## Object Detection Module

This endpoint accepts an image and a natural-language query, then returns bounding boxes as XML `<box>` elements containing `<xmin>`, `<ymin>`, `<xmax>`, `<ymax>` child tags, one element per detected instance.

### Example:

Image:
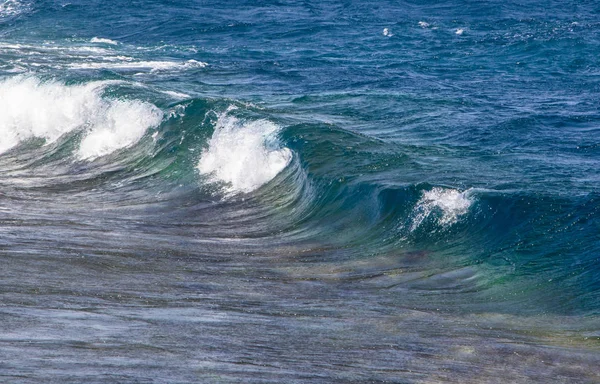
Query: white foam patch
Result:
<box><xmin>70</xmin><ymin>46</ymin><xmax>112</xmax><ymax>55</ymax></box>
<box><xmin>0</xmin><ymin>76</ymin><xmax>163</xmax><ymax>159</ymax></box>
<box><xmin>411</xmin><ymin>187</ymin><xmax>472</xmax><ymax>231</ymax></box>
<box><xmin>69</xmin><ymin>59</ymin><xmax>207</xmax><ymax>72</ymax></box>
<box><xmin>0</xmin><ymin>0</ymin><xmax>27</xmax><ymax>17</ymax></box>
<box><xmin>0</xmin><ymin>42</ymin><xmax>25</xmax><ymax>50</ymax></box>
<box><xmin>77</xmin><ymin>100</ymin><xmax>163</xmax><ymax>160</ymax></box>
<box><xmin>90</xmin><ymin>37</ymin><xmax>119</xmax><ymax>45</ymax></box>
<box><xmin>161</xmin><ymin>90</ymin><xmax>191</xmax><ymax>99</ymax></box>
<box><xmin>197</xmin><ymin>111</ymin><xmax>292</xmax><ymax>194</ymax></box>
<box><xmin>0</xmin><ymin>41</ymin><xmax>208</xmax><ymax>75</ymax></box>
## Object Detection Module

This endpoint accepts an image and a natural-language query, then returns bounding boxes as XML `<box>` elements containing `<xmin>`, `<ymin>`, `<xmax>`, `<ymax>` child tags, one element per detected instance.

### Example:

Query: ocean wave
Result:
<box><xmin>197</xmin><ymin>108</ymin><xmax>292</xmax><ymax>194</ymax></box>
<box><xmin>0</xmin><ymin>76</ymin><xmax>163</xmax><ymax>159</ymax></box>
<box><xmin>77</xmin><ymin>99</ymin><xmax>163</xmax><ymax>160</ymax></box>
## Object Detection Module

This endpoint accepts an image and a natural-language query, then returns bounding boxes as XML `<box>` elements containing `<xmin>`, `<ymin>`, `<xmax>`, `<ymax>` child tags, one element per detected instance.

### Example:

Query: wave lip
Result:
<box><xmin>0</xmin><ymin>76</ymin><xmax>163</xmax><ymax>159</ymax></box>
<box><xmin>197</xmin><ymin>111</ymin><xmax>292</xmax><ymax>194</ymax></box>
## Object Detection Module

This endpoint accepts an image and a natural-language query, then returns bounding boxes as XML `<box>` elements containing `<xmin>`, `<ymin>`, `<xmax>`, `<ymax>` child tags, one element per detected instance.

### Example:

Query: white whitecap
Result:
<box><xmin>77</xmin><ymin>100</ymin><xmax>163</xmax><ymax>160</ymax></box>
<box><xmin>70</xmin><ymin>46</ymin><xmax>112</xmax><ymax>55</ymax></box>
<box><xmin>0</xmin><ymin>42</ymin><xmax>25</xmax><ymax>50</ymax></box>
<box><xmin>90</xmin><ymin>37</ymin><xmax>119</xmax><ymax>45</ymax></box>
<box><xmin>0</xmin><ymin>76</ymin><xmax>163</xmax><ymax>159</ymax></box>
<box><xmin>69</xmin><ymin>59</ymin><xmax>207</xmax><ymax>72</ymax></box>
<box><xmin>197</xmin><ymin>110</ymin><xmax>292</xmax><ymax>194</ymax></box>
<box><xmin>0</xmin><ymin>0</ymin><xmax>28</xmax><ymax>17</ymax></box>
<box><xmin>161</xmin><ymin>90</ymin><xmax>191</xmax><ymax>99</ymax></box>
<box><xmin>411</xmin><ymin>187</ymin><xmax>472</xmax><ymax>231</ymax></box>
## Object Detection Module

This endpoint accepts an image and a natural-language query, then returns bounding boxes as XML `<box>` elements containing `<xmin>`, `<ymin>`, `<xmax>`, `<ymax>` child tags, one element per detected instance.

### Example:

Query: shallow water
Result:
<box><xmin>0</xmin><ymin>0</ymin><xmax>599</xmax><ymax>382</ymax></box>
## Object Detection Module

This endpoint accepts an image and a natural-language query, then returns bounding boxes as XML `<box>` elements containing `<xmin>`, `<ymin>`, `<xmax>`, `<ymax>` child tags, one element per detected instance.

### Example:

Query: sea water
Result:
<box><xmin>0</xmin><ymin>0</ymin><xmax>599</xmax><ymax>382</ymax></box>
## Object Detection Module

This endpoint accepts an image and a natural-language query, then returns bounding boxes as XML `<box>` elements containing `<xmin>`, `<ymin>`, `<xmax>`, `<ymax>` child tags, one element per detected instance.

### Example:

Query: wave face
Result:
<box><xmin>0</xmin><ymin>1</ymin><xmax>599</xmax><ymax>383</ymax></box>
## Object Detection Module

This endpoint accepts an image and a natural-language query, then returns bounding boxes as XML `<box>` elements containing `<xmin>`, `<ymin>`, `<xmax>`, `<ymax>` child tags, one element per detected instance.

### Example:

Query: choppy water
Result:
<box><xmin>1</xmin><ymin>1</ymin><xmax>599</xmax><ymax>382</ymax></box>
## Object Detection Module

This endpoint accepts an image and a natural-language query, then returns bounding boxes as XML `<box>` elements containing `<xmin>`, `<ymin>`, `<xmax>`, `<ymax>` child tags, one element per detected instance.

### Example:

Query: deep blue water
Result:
<box><xmin>0</xmin><ymin>1</ymin><xmax>599</xmax><ymax>382</ymax></box>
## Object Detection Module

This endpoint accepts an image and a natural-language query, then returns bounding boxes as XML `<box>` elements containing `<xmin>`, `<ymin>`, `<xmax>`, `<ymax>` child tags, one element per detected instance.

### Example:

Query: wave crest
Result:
<box><xmin>197</xmin><ymin>110</ymin><xmax>292</xmax><ymax>194</ymax></box>
<box><xmin>411</xmin><ymin>187</ymin><xmax>473</xmax><ymax>230</ymax></box>
<box><xmin>0</xmin><ymin>76</ymin><xmax>163</xmax><ymax>159</ymax></box>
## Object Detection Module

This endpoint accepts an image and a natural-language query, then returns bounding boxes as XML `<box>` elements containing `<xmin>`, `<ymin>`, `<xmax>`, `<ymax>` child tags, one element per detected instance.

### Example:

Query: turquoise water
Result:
<box><xmin>0</xmin><ymin>1</ymin><xmax>599</xmax><ymax>382</ymax></box>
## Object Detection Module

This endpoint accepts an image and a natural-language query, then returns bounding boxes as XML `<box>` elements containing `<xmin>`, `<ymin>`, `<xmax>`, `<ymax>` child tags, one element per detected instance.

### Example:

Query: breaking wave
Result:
<box><xmin>0</xmin><ymin>76</ymin><xmax>163</xmax><ymax>159</ymax></box>
<box><xmin>411</xmin><ymin>187</ymin><xmax>473</xmax><ymax>231</ymax></box>
<box><xmin>197</xmin><ymin>109</ymin><xmax>292</xmax><ymax>194</ymax></box>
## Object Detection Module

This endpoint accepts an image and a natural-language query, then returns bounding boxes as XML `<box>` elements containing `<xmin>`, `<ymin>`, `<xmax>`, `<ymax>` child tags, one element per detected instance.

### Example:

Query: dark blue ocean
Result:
<box><xmin>0</xmin><ymin>0</ymin><xmax>599</xmax><ymax>382</ymax></box>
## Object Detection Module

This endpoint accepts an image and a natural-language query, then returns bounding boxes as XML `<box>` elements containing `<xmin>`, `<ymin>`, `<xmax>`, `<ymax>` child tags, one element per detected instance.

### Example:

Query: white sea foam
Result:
<box><xmin>161</xmin><ymin>90</ymin><xmax>191</xmax><ymax>99</ymax></box>
<box><xmin>69</xmin><ymin>59</ymin><xmax>207</xmax><ymax>72</ymax></box>
<box><xmin>0</xmin><ymin>0</ymin><xmax>27</xmax><ymax>17</ymax></box>
<box><xmin>411</xmin><ymin>187</ymin><xmax>472</xmax><ymax>231</ymax></box>
<box><xmin>0</xmin><ymin>40</ymin><xmax>208</xmax><ymax>75</ymax></box>
<box><xmin>77</xmin><ymin>99</ymin><xmax>163</xmax><ymax>160</ymax></box>
<box><xmin>0</xmin><ymin>76</ymin><xmax>162</xmax><ymax>159</ymax></box>
<box><xmin>70</xmin><ymin>46</ymin><xmax>112</xmax><ymax>54</ymax></box>
<box><xmin>0</xmin><ymin>42</ymin><xmax>25</xmax><ymax>50</ymax></box>
<box><xmin>90</xmin><ymin>37</ymin><xmax>119</xmax><ymax>45</ymax></box>
<box><xmin>197</xmin><ymin>111</ymin><xmax>292</xmax><ymax>194</ymax></box>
